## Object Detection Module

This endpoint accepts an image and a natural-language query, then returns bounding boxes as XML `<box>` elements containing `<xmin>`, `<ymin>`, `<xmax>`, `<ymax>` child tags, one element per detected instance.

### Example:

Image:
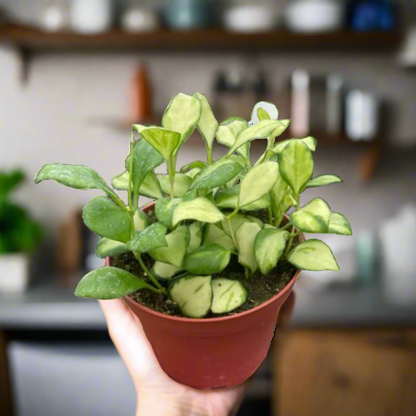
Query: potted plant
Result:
<box><xmin>0</xmin><ymin>170</ymin><xmax>42</xmax><ymax>293</ymax></box>
<box><xmin>35</xmin><ymin>93</ymin><xmax>351</xmax><ymax>390</ymax></box>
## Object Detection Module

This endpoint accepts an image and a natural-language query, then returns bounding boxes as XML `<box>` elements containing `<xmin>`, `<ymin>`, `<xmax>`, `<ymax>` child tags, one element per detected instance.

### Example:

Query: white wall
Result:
<box><xmin>1</xmin><ymin>0</ymin><xmax>416</xmax><ymax>240</ymax></box>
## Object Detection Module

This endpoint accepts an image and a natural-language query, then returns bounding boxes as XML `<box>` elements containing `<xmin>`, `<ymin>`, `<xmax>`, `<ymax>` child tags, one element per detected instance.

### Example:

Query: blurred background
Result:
<box><xmin>0</xmin><ymin>0</ymin><xmax>416</xmax><ymax>415</ymax></box>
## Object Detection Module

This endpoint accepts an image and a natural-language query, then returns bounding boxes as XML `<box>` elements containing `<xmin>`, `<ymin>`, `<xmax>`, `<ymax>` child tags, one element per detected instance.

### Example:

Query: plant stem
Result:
<box><xmin>284</xmin><ymin>226</ymin><xmax>296</xmax><ymax>257</ymax></box>
<box><xmin>284</xmin><ymin>194</ymin><xmax>299</xmax><ymax>256</ymax></box>
<box><xmin>227</xmin><ymin>217</ymin><xmax>239</xmax><ymax>249</ymax></box>
<box><xmin>206</xmin><ymin>144</ymin><xmax>213</xmax><ymax>165</ymax></box>
<box><xmin>246</xmin><ymin>157</ymin><xmax>252</xmax><ymax>170</ymax></box>
<box><xmin>108</xmin><ymin>190</ymin><xmax>129</xmax><ymax>212</ymax></box>
<box><xmin>226</xmin><ymin>206</ymin><xmax>239</xmax><ymax>220</ymax></box>
<box><xmin>128</xmin><ymin>130</ymin><xmax>137</xmax><ymax>238</ymax></box>
<box><xmin>281</xmin><ymin>222</ymin><xmax>292</xmax><ymax>231</ymax></box>
<box><xmin>128</xmin><ymin>130</ymin><xmax>135</xmax><ymax>210</ymax></box>
<box><xmin>253</xmin><ymin>135</ymin><xmax>274</xmax><ymax>167</ymax></box>
<box><xmin>268</xmin><ymin>206</ymin><xmax>273</xmax><ymax>225</ymax></box>
<box><xmin>135</xmin><ymin>252</ymin><xmax>166</xmax><ymax>295</ymax></box>
<box><xmin>167</xmin><ymin>155</ymin><xmax>177</xmax><ymax>198</ymax></box>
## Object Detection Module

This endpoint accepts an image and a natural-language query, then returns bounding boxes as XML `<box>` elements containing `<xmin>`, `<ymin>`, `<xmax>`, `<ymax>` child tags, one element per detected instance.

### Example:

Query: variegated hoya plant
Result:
<box><xmin>35</xmin><ymin>94</ymin><xmax>351</xmax><ymax>318</ymax></box>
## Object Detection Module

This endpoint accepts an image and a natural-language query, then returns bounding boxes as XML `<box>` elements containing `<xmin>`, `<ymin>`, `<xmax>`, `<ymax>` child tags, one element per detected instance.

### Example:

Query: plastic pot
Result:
<box><xmin>108</xmin><ymin>202</ymin><xmax>301</xmax><ymax>390</ymax></box>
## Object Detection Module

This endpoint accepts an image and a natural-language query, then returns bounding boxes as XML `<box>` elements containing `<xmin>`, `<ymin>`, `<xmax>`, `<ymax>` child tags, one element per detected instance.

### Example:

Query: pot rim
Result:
<box><xmin>113</xmin><ymin>201</ymin><xmax>302</xmax><ymax>324</ymax></box>
<box><xmin>122</xmin><ymin>266</ymin><xmax>301</xmax><ymax>324</ymax></box>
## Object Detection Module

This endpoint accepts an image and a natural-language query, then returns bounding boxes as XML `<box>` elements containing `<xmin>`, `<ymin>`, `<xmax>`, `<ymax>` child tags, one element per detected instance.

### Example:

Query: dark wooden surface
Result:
<box><xmin>0</xmin><ymin>329</ymin><xmax>13</xmax><ymax>416</ymax></box>
<box><xmin>274</xmin><ymin>329</ymin><xmax>416</xmax><ymax>416</ymax></box>
<box><xmin>0</xmin><ymin>24</ymin><xmax>402</xmax><ymax>52</ymax></box>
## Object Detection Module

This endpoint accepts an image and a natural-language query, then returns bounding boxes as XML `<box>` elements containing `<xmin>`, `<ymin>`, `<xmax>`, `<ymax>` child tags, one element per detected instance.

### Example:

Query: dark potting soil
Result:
<box><xmin>112</xmin><ymin>209</ymin><xmax>299</xmax><ymax>319</ymax></box>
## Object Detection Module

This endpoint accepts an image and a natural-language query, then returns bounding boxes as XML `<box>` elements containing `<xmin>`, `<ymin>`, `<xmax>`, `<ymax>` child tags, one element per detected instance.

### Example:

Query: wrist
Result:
<box><xmin>135</xmin><ymin>392</ymin><xmax>189</xmax><ymax>416</ymax></box>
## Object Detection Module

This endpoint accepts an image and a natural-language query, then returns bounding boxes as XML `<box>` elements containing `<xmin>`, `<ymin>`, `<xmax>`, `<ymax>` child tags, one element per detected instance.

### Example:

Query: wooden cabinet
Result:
<box><xmin>0</xmin><ymin>330</ymin><xmax>13</xmax><ymax>416</ymax></box>
<box><xmin>273</xmin><ymin>329</ymin><xmax>416</xmax><ymax>416</ymax></box>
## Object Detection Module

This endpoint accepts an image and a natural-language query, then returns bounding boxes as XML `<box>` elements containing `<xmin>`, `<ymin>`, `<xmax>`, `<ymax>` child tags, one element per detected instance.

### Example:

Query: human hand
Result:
<box><xmin>99</xmin><ymin>292</ymin><xmax>295</xmax><ymax>416</ymax></box>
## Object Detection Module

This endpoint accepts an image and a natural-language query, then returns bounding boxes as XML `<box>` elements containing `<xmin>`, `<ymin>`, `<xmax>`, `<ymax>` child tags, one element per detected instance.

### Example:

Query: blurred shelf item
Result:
<box><xmin>285</xmin><ymin>0</ymin><xmax>345</xmax><ymax>33</ymax></box>
<box><xmin>0</xmin><ymin>23</ymin><xmax>402</xmax><ymax>51</ymax></box>
<box><xmin>130</xmin><ymin>65</ymin><xmax>152</xmax><ymax>122</ymax></box>
<box><xmin>223</xmin><ymin>5</ymin><xmax>276</xmax><ymax>33</ymax></box>
<box><xmin>399</xmin><ymin>26</ymin><xmax>416</xmax><ymax>68</ymax></box>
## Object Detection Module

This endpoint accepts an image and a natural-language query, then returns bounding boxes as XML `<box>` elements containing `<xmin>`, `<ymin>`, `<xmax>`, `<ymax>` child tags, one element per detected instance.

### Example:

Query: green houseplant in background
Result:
<box><xmin>0</xmin><ymin>170</ymin><xmax>42</xmax><ymax>292</ymax></box>
<box><xmin>35</xmin><ymin>93</ymin><xmax>351</xmax><ymax>390</ymax></box>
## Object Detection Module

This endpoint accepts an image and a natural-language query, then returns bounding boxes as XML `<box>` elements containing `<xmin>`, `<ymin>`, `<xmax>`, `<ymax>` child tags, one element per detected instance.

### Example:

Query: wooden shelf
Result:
<box><xmin>0</xmin><ymin>24</ymin><xmax>402</xmax><ymax>52</ymax></box>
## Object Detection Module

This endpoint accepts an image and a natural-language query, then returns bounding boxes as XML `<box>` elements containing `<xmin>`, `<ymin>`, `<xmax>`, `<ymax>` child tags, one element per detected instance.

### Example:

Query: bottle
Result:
<box><xmin>290</xmin><ymin>69</ymin><xmax>310</xmax><ymax>137</ymax></box>
<box><xmin>130</xmin><ymin>65</ymin><xmax>152</xmax><ymax>123</ymax></box>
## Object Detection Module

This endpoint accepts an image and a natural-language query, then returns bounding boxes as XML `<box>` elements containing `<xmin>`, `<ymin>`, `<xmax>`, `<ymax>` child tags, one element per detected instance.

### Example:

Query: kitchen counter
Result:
<box><xmin>1</xmin><ymin>277</ymin><xmax>416</xmax><ymax>330</ymax></box>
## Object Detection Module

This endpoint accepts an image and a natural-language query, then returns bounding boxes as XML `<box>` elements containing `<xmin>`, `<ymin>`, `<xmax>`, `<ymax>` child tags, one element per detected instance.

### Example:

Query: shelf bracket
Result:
<box><xmin>18</xmin><ymin>46</ymin><xmax>33</xmax><ymax>86</ymax></box>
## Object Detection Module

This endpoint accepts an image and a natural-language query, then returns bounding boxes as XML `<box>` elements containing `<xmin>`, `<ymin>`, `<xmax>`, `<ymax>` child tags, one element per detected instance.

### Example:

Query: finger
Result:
<box><xmin>99</xmin><ymin>299</ymin><xmax>162</xmax><ymax>381</ymax></box>
<box><xmin>277</xmin><ymin>291</ymin><xmax>296</xmax><ymax>328</ymax></box>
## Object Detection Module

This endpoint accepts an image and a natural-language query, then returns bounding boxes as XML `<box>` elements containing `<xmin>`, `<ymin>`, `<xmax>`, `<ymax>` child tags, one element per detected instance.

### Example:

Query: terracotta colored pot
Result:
<box><xmin>108</xmin><ymin>202</ymin><xmax>301</xmax><ymax>390</ymax></box>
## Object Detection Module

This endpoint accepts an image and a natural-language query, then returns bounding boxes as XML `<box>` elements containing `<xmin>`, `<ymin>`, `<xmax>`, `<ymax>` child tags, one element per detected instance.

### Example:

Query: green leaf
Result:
<box><xmin>251</xmin><ymin>101</ymin><xmax>278</xmax><ymax>123</ymax></box>
<box><xmin>180</xmin><ymin>160</ymin><xmax>207</xmax><ymax>173</ymax></box>
<box><xmin>228</xmin><ymin>120</ymin><xmax>288</xmax><ymax>154</ymax></box>
<box><xmin>35</xmin><ymin>164</ymin><xmax>119</xmax><ymax>201</ymax></box>
<box><xmin>254</xmin><ymin>228</ymin><xmax>290</xmax><ymax>274</ymax></box>
<box><xmin>157</xmin><ymin>173</ymin><xmax>192</xmax><ymax>197</ymax></box>
<box><xmin>112</xmin><ymin>171</ymin><xmax>163</xmax><ymax>199</ymax></box>
<box><xmin>96</xmin><ymin>238</ymin><xmax>129</xmax><ymax>259</ymax></box>
<box><xmin>290</xmin><ymin>198</ymin><xmax>331</xmax><ymax>233</ymax></box>
<box><xmin>204</xmin><ymin>224</ymin><xmax>236</xmax><ymax>251</ymax></box>
<box><xmin>272</xmin><ymin>120</ymin><xmax>291</xmax><ymax>138</ymax></box>
<box><xmin>131</xmin><ymin>124</ymin><xmax>151</xmax><ymax>134</ymax></box>
<box><xmin>149</xmin><ymin>225</ymin><xmax>190</xmax><ymax>268</ymax></box>
<box><xmin>172</xmin><ymin>197</ymin><xmax>225</xmax><ymax>227</ymax></box>
<box><xmin>216</xmin><ymin>185</ymin><xmax>270</xmax><ymax>211</ymax></box>
<box><xmin>189</xmin><ymin>157</ymin><xmax>244</xmax><ymax>192</ymax></box>
<box><xmin>236</xmin><ymin>222</ymin><xmax>262</xmax><ymax>273</ymax></box>
<box><xmin>273</xmin><ymin>137</ymin><xmax>317</xmax><ymax>154</ymax></box>
<box><xmin>127</xmin><ymin>222</ymin><xmax>168</xmax><ymax>253</ymax></box>
<box><xmin>133</xmin><ymin>209</ymin><xmax>149</xmax><ymax>232</ymax></box>
<box><xmin>304</xmin><ymin>174</ymin><xmax>342</xmax><ymax>190</ymax></box>
<box><xmin>75</xmin><ymin>266</ymin><xmax>154</xmax><ymax>299</ymax></box>
<box><xmin>239</xmin><ymin>161</ymin><xmax>279</xmax><ymax>207</ymax></box>
<box><xmin>216</xmin><ymin>118</ymin><xmax>248</xmax><ymax>148</ymax></box>
<box><xmin>279</xmin><ymin>140</ymin><xmax>314</xmax><ymax>195</ymax></box>
<box><xmin>155</xmin><ymin>198</ymin><xmax>182</xmax><ymax>230</ymax></box>
<box><xmin>185</xmin><ymin>167</ymin><xmax>202</xmax><ymax>179</ymax></box>
<box><xmin>211</xmin><ymin>279</ymin><xmax>247</xmax><ymax>314</ymax></box>
<box><xmin>193</xmin><ymin>93</ymin><xmax>218</xmax><ymax>152</ymax></box>
<box><xmin>168</xmin><ymin>275</ymin><xmax>212</xmax><ymax>318</ymax></box>
<box><xmin>270</xmin><ymin>164</ymin><xmax>293</xmax><ymax>226</ymax></box>
<box><xmin>287</xmin><ymin>239</ymin><xmax>339</xmax><ymax>271</ymax></box>
<box><xmin>82</xmin><ymin>196</ymin><xmax>131</xmax><ymax>243</ymax></box>
<box><xmin>140</xmin><ymin>127</ymin><xmax>181</xmax><ymax>161</ymax></box>
<box><xmin>126</xmin><ymin>139</ymin><xmax>164</xmax><ymax>196</ymax></box>
<box><xmin>151</xmin><ymin>261</ymin><xmax>182</xmax><ymax>280</ymax></box>
<box><xmin>216</xmin><ymin>118</ymin><xmax>250</xmax><ymax>159</ymax></box>
<box><xmin>328</xmin><ymin>212</ymin><xmax>352</xmax><ymax>236</ymax></box>
<box><xmin>162</xmin><ymin>93</ymin><xmax>202</xmax><ymax>147</ymax></box>
<box><xmin>111</xmin><ymin>171</ymin><xmax>129</xmax><ymax>190</ymax></box>
<box><xmin>181</xmin><ymin>187</ymin><xmax>210</xmax><ymax>202</ymax></box>
<box><xmin>184</xmin><ymin>244</ymin><xmax>230</xmax><ymax>275</ymax></box>
<box><xmin>188</xmin><ymin>222</ymin><xmax>204</xmax><ymax>252</ymax></box>
<box><xmin>219</xmin><ymin>214</ymin><xmax>263</xmax><ymax>239</ymax></box>
<box><xmin>257</xmin><ymin>107</ymin><xmax>271</xmax><ymax>120</ymax></box>
<box><xmin>140</xmin><ymin>172</ymin><xmax>164</xmax><ymax>199</ymax></box>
